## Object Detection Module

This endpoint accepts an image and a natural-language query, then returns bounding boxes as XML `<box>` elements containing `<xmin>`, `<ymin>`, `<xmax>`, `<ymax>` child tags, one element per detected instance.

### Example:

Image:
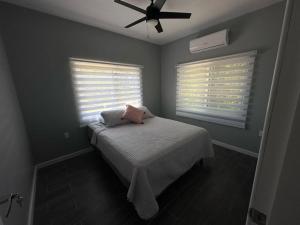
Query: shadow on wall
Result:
<box><xmin>0</xmin><ymin>34</ymin><xmax>34</xmax><ymax>225</ymax></box>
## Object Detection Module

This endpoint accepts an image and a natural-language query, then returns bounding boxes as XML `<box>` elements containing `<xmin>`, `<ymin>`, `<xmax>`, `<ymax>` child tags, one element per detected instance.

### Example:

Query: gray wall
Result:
<box><xmin>0</xmin><ymin>1</ymin><xmax>285</xmax><ymax>164</ymax></box>
<box><xmin>0</xmin><ymin>3</ymin><xmax>161</xmax><ymax>163</ymax></box>
<box><xmin>160</xmin><ymin>3</ymin><xmax>285</xmax><ymax>153</ymax></box>
<box><xmin>0</xmin><ymin>34</ymin><xmax>33</xmax><ymax>225</ymax></box>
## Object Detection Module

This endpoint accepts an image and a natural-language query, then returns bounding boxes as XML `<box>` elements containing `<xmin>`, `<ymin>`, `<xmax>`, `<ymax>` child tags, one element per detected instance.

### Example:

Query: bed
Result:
<box><xmin>88</xmin><ymin>116</ymin><xmax>214</xmax><ymax>219</ymax></box>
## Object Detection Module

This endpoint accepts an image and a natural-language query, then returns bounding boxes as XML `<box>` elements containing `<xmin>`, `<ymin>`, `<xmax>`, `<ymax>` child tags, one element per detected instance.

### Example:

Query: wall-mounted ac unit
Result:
<box><xmin>190</xmin><ymin>29</ymin><xmax>229</xmax><ymax>53</ymax></box>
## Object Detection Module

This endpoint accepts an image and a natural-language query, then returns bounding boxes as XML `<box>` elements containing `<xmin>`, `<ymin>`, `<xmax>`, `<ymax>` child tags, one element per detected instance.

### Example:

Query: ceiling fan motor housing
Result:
<box><xmin>146</xmin><ymin>5</ymin><xmax>160</xmax><ymax>22</ymax></box>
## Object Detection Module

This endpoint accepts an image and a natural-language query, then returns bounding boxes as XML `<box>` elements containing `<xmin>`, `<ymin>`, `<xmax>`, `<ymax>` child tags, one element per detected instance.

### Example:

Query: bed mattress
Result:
<box><xmin>89</xmin><ymin>117</ymin><xmax>214</xmax><ymax>219</ymax></box>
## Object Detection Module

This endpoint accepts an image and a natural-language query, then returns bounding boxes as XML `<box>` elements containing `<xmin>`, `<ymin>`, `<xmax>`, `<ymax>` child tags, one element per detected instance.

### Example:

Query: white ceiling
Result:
<box><xmin>3</xmin><ymin>0</ymin><xmax>283</xmax><ymax>45</ymax></box>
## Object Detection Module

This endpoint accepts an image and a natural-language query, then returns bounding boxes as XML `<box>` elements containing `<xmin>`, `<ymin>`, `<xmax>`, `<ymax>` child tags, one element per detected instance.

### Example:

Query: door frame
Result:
<box><xmin>246</xmin><ymin>0</ymin><xmax>295</xmax><ymax>224</ymax></box>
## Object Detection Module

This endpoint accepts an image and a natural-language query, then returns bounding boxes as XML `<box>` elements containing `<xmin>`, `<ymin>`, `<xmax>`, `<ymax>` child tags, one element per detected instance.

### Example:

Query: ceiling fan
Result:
<box><xmin>114</xmin><ymin>0</ymin><xmax>192</xmax><ymax>33</ymax></box>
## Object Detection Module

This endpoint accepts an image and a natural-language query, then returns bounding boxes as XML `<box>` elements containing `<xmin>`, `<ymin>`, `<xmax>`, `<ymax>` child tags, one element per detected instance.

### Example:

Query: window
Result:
<box><xmin>70</xmin><ymin>59</ymin><xmax>143</xmax><ymax>125</ymax></box>
<box><xmin>176</xmin><ymin>51</ymin><xmax>256</xmax><ymax>128</ymax></box>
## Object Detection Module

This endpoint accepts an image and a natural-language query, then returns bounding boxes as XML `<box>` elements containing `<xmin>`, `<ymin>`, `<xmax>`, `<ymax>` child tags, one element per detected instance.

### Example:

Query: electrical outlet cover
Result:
<box><xmin>64</xmin><ymin>132</ymin><xmax>70</xmax><ymax>139</ymax></box>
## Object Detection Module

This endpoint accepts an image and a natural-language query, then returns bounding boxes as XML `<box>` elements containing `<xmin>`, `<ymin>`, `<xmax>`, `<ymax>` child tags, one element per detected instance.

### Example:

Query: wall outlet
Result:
<box><xmin>64</xmin><ymin>132</ymin><xmax>70</xmax><ymax>139</ymax></box>
<box><xmin>259</xmin><ymin>130</ymin><xmax>263</xmax><ymax>137</ymax></box>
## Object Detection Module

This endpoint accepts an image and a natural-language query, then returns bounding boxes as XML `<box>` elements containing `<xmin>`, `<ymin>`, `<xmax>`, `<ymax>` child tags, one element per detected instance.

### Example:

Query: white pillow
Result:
<box><xmin>100</xmin><ymin>106</ymin><xmax>154</xmax><ymax>127</ymax></box>
<box><xmin>100</xmin><ymin>110</ymin><xmax>129</xmax><ymax>127</ymax></box>
<box><xmin>138</xmin><ymin>106</ymin><xmax>155</xmax><ymax>119</ymax></box>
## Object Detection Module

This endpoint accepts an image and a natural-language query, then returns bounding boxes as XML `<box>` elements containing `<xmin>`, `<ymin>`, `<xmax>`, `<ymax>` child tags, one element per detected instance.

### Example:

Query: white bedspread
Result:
<box><xmin>89</xmin><ymin>117</ymin><xmax>214</xmax><ymax>219</ymax></box>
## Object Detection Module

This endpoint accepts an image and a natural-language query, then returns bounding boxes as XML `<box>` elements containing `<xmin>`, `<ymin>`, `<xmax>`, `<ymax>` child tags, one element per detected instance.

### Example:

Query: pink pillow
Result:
<box><xmin>122</xmin><ymin>105</ymin><xmax>145</xmax><ymax>124</ymax></box>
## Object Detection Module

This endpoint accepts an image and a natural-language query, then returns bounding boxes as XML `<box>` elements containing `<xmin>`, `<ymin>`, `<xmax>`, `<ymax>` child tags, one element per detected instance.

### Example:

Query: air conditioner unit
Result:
<box><xmin>189</xmin><ymin>29</ymin><xmax>229</xmax><ymax>53</ymax></box>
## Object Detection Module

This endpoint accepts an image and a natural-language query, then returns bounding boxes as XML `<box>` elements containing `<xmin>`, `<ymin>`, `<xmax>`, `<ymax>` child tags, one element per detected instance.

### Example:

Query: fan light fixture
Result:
<box><xmin>146</xmin><ymin>19</ymin><xmax>158</xmax><ymax>26</ymax></box>
<box><xmin>114</xmin><ymin>0</ymin><xmax>192</xmax><ymax>33</ymax></box>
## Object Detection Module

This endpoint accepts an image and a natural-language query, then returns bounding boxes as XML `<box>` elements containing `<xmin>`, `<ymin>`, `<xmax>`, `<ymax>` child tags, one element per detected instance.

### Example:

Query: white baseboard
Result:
<box><xmin>212</xmin><ymin>139</ymin><xmax>258</xmax><ymax>158</ymax></box>
<box><xmin>27</xmin><ymin>166</ymin><xmax>37</xmax><ymax>225</ymax></box>
<box><xmin>36</xmin><ymin>147</ymin><xmax>94</xmax><ymax>169</ymax></box>
<box><xmin>27</xmin><ymin>147</ymin><xmax>94</xmax><ymax>225</ymax></box>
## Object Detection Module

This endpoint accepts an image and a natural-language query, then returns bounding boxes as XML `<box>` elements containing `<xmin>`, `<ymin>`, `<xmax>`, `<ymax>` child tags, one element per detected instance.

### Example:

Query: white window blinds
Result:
<box><xmin>176</xmin><ymin>51</ymin><xmax>256</xmax><ymax>128</ymax></box>
<box><xmin>70</xmin><ymin>59</ymin><xmax>143</xmax><ymax>125</ymax></box>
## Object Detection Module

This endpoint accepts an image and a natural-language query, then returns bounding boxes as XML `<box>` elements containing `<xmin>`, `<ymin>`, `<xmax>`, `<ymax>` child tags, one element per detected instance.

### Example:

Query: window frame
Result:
<box><xmin>70</xmin><ymin>58</ymin><xmax>143</xmax><ymax>126</ymax></box>
<box><xmin>176</xmin><ymin>50</ymin><xmax>257</xmax><ymax>129</ymax></box>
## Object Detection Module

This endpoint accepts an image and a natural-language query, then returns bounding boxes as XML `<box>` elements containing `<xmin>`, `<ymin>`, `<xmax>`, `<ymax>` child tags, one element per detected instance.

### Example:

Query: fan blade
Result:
<box><xmin>155</xmin><ymin>21</ymin><xmax>163</xmax><ymax>33</ymax></box>
<box><xmin>114</xmin><ymin>0</ymin><xmax>146</xmax><ymax>14</ymax></box>
<box><xmin>125</xmin><ymin>17</ymin><xmax>147</xmax><ymax>28</ymax></box>
<box><xmin>159</xmin><ymin>12</ymin><xmax>191</xmax><ymax>19</ymax></box>
<box><xmin>154</xmin><ymin>0</ymin><xmax>166</xmax><ymax>10</ymax></box>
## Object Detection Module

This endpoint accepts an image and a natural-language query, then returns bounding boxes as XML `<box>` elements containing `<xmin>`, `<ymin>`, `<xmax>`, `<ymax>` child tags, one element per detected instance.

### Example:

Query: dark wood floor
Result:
<box><xmin>34</xmin><ymin>145</ymin><xmax>257</xmax><ymax>225</ymax></box>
